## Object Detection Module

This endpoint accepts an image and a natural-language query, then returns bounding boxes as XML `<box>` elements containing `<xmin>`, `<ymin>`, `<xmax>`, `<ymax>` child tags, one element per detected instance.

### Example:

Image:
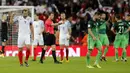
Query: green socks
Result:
<box><xmin>86</xmin><ymin>54</ymin><xmax>90</xmax><ymax>65</ymax></box>
<box><xmin>103</xmin><ymin>47</ymin><xmax>108</xmax><ymax>56</ymax></box>
<box><xmin>95</xmin><ymin>51</ymin><xmax>102</xmax><ymax>64</ymax></box>
<box><xmin>115</xmin><ymin>50</ymin><xmax>118</xmax><ymax>60</ymax></box>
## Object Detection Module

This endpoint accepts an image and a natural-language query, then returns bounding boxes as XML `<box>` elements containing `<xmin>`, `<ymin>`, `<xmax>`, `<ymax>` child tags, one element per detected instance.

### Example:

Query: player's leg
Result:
<box><xmin>86</xmin><ymin>36</ymin><xmax>94</xmax><ymax>68</ymax></box>
<box><xmin>40</xmin><ymin>33</ymin><xmax>49</xmax><ymax>63</ymax></box>
<box><xmin>114</xmin><ymin>35</ymin><xmax>120</xmax><ymax>62</ymax></box>
<box><xmin>32</xmin><ymin>39</ymin><xmax>38</xmax><ymax>61</ymax></box>
<box><xmin>121</xmin><ymin>35</ymin><xmax>128</xmax><ymax>60</ymax></box>
<box><xmin>24</xmin><ymin>45</ymin><xmax>30</xmax><ymax>67</ymax></box>
<box><xmin>32</xmin><ymin>45</ymin><xmax>37</xmax><ymax>61</ymax></box>
<box><xmin>60</xmin><ymin>45</ymin><xmax>64</xmax><ymax>62</ymax></box>
<box><xmin>86</xmin><ymin>49</ymin><xmax>93</xmax><ymax>68</ymax></box>
<box><xmin>18</xmin><ymin>48</ymin><xmax>23</xmax><ymax>66</ymax></box>
<box><xmin>51</xmin><ymin>34</ymin><xmax>62</xmax><ymax>64</ymax></box>
<box><xmin>122</xmin><ymin>48</ymin><xmax>127</xmax><ymax>62</ymax></box>
<box><xmin>99</xmin><ymin>34</ymin><xmax>104</xmax><ymax>61</ymax></box>
<box><xmin>17</xmin><ymin>36</ymin><xmax>24</xmax><ymax>66</ymax></box>
<box><xmin>93</xmin><ymin>40</ymin><xmax>102</xmax><ymax>68</ymax></box>
<box><xmin>65</xmin><ymin>46</ymin><xmax>69</xmax><ymax>62</ymax></box>
<box><xmin>59</xmin><ymin>38</ymin><xmax>65</xmax><ymax>62</ymax></box>
<box><xmin>38</xmin><ymin>36</ymin><xmax>45</xmax><ymax>62</ymax></box>
<box><xmin>0</xmin><ymin>34</ymin><xmax>8</xmax><ymax>57</ymax></box>
<box><xmin>24</xmin><ymin>35</ymin><xmax>31</xmax><ymax>67</ymax></box>
<box><xmin>0</xmin><ymin>42</ymin><xmax>6</xmax><ymax>57</ymax></box>
<box><xmin>65</xmin><ymin>39</ymin><xmax>70</xmax><ymax>62</ymax></box>
<box><xmin>40</xmin><ymin>45</ymin><xmax>47</xmax><ymax>63</ymax></box>
<box><xmin>121</xmin><ymin>36</ymin><xmax>127</xmax><ymax>62</ymax></box>
<box><xmin>102</xmin><ymin>34</ymin><xmax>109</xmax><ymax>61</ymax></box>
<box><xmin>51</xmin><ymin>44</ymin><xmax>62</xmax><ymax>64</ymax></box>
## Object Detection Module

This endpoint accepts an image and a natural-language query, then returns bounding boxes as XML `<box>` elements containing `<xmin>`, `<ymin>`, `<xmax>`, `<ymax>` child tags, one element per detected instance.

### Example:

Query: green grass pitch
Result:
<box><xmin>0</xmin><ymin>57</ymin><xmax>85</xmax><ymax>73</ymax></box>
<box><xmin>0</xmin><ymin>57</ymin><xmax>130</xmax><ymax>73</ymax></box>
<box><xmin>87</xmin><ymin>57</ymin><xmax>130</xmax><ymax>73</ymax></box>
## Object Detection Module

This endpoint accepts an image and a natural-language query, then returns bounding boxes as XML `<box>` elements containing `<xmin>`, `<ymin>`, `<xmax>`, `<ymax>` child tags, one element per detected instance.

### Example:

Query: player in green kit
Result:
<box><xmin>98</xmin><ymin>12</ymin><xmax>109</xmax><ymax>61</ymax></box>
<box><xmin>121</xmin><ymin>14</ymin><xmax>130</xmax><ymax>62</ymax></box>
<box><xmin>86</xmin><ymin>12</ymin><xmax>102</xmax><ymax>68</ymax></box>
<box><xmin>111</xmin><ymin>14</ymin><xmax>130</xmax><ymax>62</ymax></box>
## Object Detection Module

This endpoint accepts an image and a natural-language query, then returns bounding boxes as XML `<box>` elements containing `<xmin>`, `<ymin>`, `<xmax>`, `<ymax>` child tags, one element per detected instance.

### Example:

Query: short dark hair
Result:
<box><xmin>115</xmin><ymin>14</ymin><xmax>121</xmax><ymax>19</ymax></box>
<box><xmin>49</xmin><ymin>12</ymin><xmax>54</xmax><ymax>15</ymax></box>
<box><xmin>35</xmin><ymin>13</ymin><xmax>39</xmax><ymax>16</ymax></box>
<box><xmin>61</xmin><ymin>12</ymin><xmax>65</xmax><ymax>15</ymax></box>
<box><xmin>94</xmin><ymin>12</ymin><xmax>101</xmax><ymax>16</ymax></box>
<box><xmin>67</xmin><ymin>14</ymin><xmax>72</xmax><ymax>19</ymax></box>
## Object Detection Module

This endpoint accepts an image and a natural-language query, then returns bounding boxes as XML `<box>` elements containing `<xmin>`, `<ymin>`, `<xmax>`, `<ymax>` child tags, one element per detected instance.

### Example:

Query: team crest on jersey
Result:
<box><xmin>88</xmin><ymin>24</ymin><xmax>90</xmax><ymax>27</ymax></box>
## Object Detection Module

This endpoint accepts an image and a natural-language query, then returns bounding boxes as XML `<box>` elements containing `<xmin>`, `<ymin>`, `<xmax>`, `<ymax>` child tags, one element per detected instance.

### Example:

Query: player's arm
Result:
<box><xmin>9</xmin><ymin>12</ymin><xmax>18</xmax><ymax>25</ymax></box>
<box><xmin>67</xmin><ymin>21</ymin><xmax>72</xmax><ymax>35</ymax></box>
<box><xmin>68</xmin><ymin>27</ymin><xmax>72</xmax><ymax>35</ymax></box>
<box><xmin>30</xmin><ymin>23</ymin><xmax>34</xmax><ymax>40</ymax></box>
<box><xmin>111</xmin><ymin>23</ymin><xmax>116</xmax><ymax>34</ymax></box>
<box><xmin>124</xmin><ymin>27</ymin><xmax>130</xmax><ymax>34</ymax></box>
<box><xmin>88</xmin><ymin>24</ymin><xmax>96</xmax><ymax>40</ymax></box>
<box><xmin>40</xmin><ymin>21</ymin><xmax>45</xmax><ymax>35</ymax></box>
<box><xmin>51</xmin><ymin>21</ymin><xmax>63</xmax><ymax>26</ymax></box>
<box><xmin>51</xmin><ymin>23</ymin><xmax>62</xmax><ymax>26</ymax></box>
<box><xmin>9</xmin><ymin>13</ymin><xmax>14</xmax><ymax>24</ymax></box>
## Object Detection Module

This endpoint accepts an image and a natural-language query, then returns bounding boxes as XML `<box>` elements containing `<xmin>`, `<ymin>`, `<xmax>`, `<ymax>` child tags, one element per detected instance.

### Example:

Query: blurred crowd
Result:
<box><xmin>0</xmin><ymin>0</ymin><xmax>130</xmax><ymax>45</ymax></box>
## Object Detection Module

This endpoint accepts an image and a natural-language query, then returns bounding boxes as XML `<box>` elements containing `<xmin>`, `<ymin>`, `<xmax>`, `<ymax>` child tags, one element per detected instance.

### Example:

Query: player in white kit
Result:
<box><xmin>10</xmin><ymin>9</ymin><xmax>34</xmax><ymax>67</ymax></box>
<box><xmin>58</xmin><ymin>13</ymin><xmax>71</xmax><ymax>62</ymax></box>
<box><xmin>32</xmin><ymin>14</ymin><xmax>44</xmax><ymax>61</ymax></box>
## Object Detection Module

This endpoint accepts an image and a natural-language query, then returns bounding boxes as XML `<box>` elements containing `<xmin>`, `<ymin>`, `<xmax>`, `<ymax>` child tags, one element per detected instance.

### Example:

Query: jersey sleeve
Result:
<box><xmin>88</xmin><ymin>21</ymin><xmax>91</xmax><ymax>28</ymax></box>
<box><xmin>13</xmin><ymin>16</ymin><xmax>19</xmax><ymax>22</ymax></box>
<box><xmin>58</xmin><ymin>25</ymin><xmax>60</xmax><ymax>31</ymax></box>
<box><xmin>128</xmin><ymin>22</ymin><xmax>130</xmax><ymax>26</ymax></box>
<box><xmin>29</xmin><ymin>17</ymin><xmax>33</xmax><ymax>25</ymax></box>
<box><xmin>112</xmin><ymin>23</ymin><xmax>116</xmax><ymax>28</ymax></box>
<box><xmin>66</xmin><ymin>21</ymin><xmax>71</xmax><ymax>29</ymax></box>
<box><xmin>41</xmin><ymin>20</ymin><xmax>44</xmax><ymax>28</ymax></box>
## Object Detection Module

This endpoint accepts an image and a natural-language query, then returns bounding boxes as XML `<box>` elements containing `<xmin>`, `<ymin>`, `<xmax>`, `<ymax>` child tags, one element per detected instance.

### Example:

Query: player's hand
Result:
<box><xmin>32</xmin><ymin>35</ymin><xmax>34</xmax><ymax>41</ymax></box>
<box><xmin>58</xmin><ymin>21</ymin><xmax>64</xmax><ymax>25</ymax></box>
<box><xmin>67</xmin><ymin>34</ymin><xmax>71</xmax><ymax>40</ymax></box>
<box><xmin>10</xmin><ymin>12</ymin><xmax>15</xmax><ymax>17</ymax></box>
<box><xmin>39</xmin><ymin>31</ymin><xmax>42</xmax><ymax>35</ymax></box>
<box><xmin>92</xmin><ymin>37</ymin><xmax>96</xmax><ymax>41</ymax></box>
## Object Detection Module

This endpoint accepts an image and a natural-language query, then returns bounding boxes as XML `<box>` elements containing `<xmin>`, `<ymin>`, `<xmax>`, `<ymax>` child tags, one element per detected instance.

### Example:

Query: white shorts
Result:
<box><xmin>33</xmin><ymin>34</ymin><xmax>44</xmax><ymax>45</ymax></box>
<box><xmin>18</xmin><ymin>34</ymin><xmax>31</xmax><ymax>48</ymax></box>
<box><xmin>59</xmin><ymin>37</ymin><xmax>69</xmax><ymax>46</ymax></box>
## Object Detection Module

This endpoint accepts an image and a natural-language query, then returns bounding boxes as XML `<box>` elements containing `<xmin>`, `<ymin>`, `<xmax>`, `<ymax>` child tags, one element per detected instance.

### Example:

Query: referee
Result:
<box><xmin>40</xmin><ymin>12</ymin><xmax>62</xmax><ymax>64</ymax></box>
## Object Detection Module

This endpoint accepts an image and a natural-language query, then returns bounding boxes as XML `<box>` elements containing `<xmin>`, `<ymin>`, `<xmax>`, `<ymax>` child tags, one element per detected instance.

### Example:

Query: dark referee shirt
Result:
<box><xmin>1</xmin><ymin>21</ymin><xmax>8</xmax><ymax>34</ymax></box>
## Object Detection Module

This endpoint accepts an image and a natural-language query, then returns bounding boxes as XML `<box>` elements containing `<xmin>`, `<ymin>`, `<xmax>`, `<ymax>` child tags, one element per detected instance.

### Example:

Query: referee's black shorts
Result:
<box><xmin>1</xmin><ymin>32</ymin><xmax>8</xmax><ymax>42</ymax></box>
<box><xmin>43</xmin><ymin>33</ymin><xmax>56</xmax><ymax>46</ymax></box>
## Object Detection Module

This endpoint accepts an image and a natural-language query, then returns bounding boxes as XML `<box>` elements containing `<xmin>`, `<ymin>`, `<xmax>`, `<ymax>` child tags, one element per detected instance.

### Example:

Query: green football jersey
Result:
<box><xmin>113</xmin><ymin>20</ymin><xmax>129</xmax><ymax>34</ymax></box>
<box><xmin>88</xmin><ymin>19</ymin><xmax>99</xmax><ymax>37</ymax></box>
<box><xmin>98</xmin><ymin>20</ymin><xmax>107</xmax><ymax>34</ymax></box>
<box><xmin>124</xmin><ymin>20</ymin><xmax>130</xmax><ymax>39</ymax></box>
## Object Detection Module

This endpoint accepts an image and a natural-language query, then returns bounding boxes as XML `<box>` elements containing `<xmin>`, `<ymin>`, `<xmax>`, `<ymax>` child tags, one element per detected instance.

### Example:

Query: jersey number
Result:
<box><xmin>119</xmin><ymin>26</ymin><xmax>124</xmax><ymax>33</ymax></box>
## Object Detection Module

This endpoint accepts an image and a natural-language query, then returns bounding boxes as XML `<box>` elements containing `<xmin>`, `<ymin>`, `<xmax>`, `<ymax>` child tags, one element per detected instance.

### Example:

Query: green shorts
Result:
<box><xmin>114</xmin><ymin>34</ymin><xmax>127</xmax><ymax>49</ymax></box>
<box><xmin>99</xmin><ymin>34</ymin><xmax>109</xmax><ymax>46</ymax></box>
<box><xmin>125</xmin><ymin>33</ymin><xmax>129</xmax><ymax>45</ymax></box>
<box><xmin>88</xmin><ymin>35</ymin><xmax>102</xmax><ymax>50</ymax></box>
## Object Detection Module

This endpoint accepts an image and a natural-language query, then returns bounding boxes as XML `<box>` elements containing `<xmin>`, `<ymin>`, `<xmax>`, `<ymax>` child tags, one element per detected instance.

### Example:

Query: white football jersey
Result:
<box><xmin>33</xmin><ymin>20</ymin><xmax>44</xmax><ymax>36</ymax></box>
<box><xmin>14</xmin><ymin>16</ymin><xmax>32</xmax><ymax>36</ymax></box>
<box><xmin>58</xmin><ymin>20</ymin><xmax>71</xmax><ymax>38</ymax></box>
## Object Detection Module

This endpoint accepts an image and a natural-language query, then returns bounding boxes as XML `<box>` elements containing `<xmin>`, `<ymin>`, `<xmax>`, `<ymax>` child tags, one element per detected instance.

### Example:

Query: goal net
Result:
<box><xmin>0</xmin><ymin>6</ymin><xmax>35</xmax><ymax>56</ymax></box>
<box><xmin>0</xmin><ymin>6</ymin><xmax>34</xmax><ymax>45</ymax></box>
